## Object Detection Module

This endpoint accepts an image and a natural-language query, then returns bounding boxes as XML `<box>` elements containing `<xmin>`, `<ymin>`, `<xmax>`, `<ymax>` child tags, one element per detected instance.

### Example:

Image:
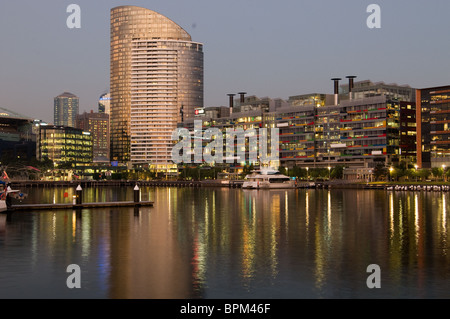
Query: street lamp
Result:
<box><xmin>306</xmin><ymin>167</ymin><xmax>309</xmax><ymax>181</ymax></box>
<box><xmin>414</xmin><ymin>164</ymin><xmax>418</xmax><ymax>182</ymax></box>
<box><xmin>328</xmin><ymin>166</ymin><xmax>331</xmax><ymax>180</ymax></box>
<box><xmin>389</xmin><ymin>167</ymin><xmax>394</xmax><ymax>182</ymax></box>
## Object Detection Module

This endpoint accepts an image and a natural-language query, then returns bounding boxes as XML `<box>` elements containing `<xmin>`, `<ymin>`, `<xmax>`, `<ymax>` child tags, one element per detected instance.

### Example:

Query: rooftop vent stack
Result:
<box><xmin>238</xmin><ymin>92</ymin><xmax>247</xmax><ymax>104</ymax></box>
<box><xmin>228</xmin><ymin>94</ymin><xmax>236</xmax><ymax>115</ymax></box>
<box><xmin>331</xmin><ymin>78</ymin><xmax>342</xmax><ymax>105</ymax></box>
<box><xmin>346</xmin><ymin>76</ymin><xmax>357</xmax><ymax>100</ymax></box>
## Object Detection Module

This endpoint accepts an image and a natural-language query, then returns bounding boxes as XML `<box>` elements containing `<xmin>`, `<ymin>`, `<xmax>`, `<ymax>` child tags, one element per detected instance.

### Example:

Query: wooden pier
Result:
<box><xmin>9</xmin><ymin>200</ymin><xmax>153</xmax><ymax>212</ymax></box>
<box><xmin>3</xmin><ymin>184</ymin><xmax>153</xmax><ymax>213</ymax></box>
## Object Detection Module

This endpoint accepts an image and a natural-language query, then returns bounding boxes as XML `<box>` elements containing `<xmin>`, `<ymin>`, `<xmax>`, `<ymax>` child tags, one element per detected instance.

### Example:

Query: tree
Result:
<box><xmin>417</xmin><ymin>169</ymin><xmax>431</xmax><ymax>181</ymax></box>
<box><xmin>391</xmin><ymin>167</ymin><xmax>407</xmax><ymax>181</ymax></box>
<box><xmin>308</xmin><ymin>168</ymin><xmax>328</xmax><ymax>180</ymax></box>
<box><xmin>278</xmin><ymin>166</ymin><xmax>287</xmax><ymax>176</ymax></box>
<box><xmin>241</xmin><ymin>164</ymin><xmax>254</xmax><ymax>178</ymax></box>
<box><xmin>331</xmin><ymin>165</ymin><xmax>344</xmax><ymax>179</ymax></box>
<box><xmin>373</xmin><ymin>164</ymin><xmax>388</xmax><ymax>181</ymax></box>
<box><xmin>405</xmin><ymin>169</ymin><xmax>417</xmax><ymax>181</ymax></box>
<box><xmin>291</xmin><ymin>166</ymin><xmax>307</xmax><ymax>180</ymax></box>
<box><xmin>431</xmin><ymin>167</ymin><xmax>443</xmax><ymax>180</ymax></box>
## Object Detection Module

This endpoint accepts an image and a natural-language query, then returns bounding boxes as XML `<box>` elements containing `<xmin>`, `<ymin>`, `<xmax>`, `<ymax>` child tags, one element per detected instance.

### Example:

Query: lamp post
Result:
<box><xmin>414</xmin><ymin>164</ymin><xmax>418</xmax><ymax>182</ymax></box>
<box><xmin>328</xmin><ymin>166</ymin><xmax>331</xmax><ymax>181</ymax></box>
<box><xmin>306</xmin><ymin>167</ymin><xmax>309</xmax><ymax>181</ymax></box>
<box><xmin>389</xmin><ymin>167</ymin><xmax>394</xmax><ymax>182</ymax></box>
<box><xmin>442</xmin><ymin>164</ymin><xmax>446</xmax><ymax>182</ymax></box>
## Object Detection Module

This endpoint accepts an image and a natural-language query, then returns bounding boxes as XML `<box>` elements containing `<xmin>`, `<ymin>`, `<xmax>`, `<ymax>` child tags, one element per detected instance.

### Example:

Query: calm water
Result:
<box><xmin>0</xmin><ymin>186</ymin><xmax>449</xmax><ymax>299</ymax></box>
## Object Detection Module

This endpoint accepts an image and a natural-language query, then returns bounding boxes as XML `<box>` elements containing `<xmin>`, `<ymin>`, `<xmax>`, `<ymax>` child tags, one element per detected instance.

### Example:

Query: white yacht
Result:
<box><xmin>242</xmin><ymin>167</ymin><xmax>296</xmax><ymax>189</ymax></box>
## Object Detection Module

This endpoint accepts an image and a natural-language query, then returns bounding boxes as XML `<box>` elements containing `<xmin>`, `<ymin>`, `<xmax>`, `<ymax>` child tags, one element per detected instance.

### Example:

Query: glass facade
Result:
<box><xmin>98</xmin><ymin>93</ymin><xmax>111</xmax><ymax>114</ymax></box>
<box><xmin>0</xmin><ymin>113</ymin><xmax>36</xmax><ymax>161</ymax></box>
<box><xmin>417</xmin><ymin>86</ymin><xmax>450</xmax><ymax>168</ymax></box>
<box><xmin>76</xmin><ymin>111</ymin><xmax>110</xmax><ymax>161</ymax></box>
<box><xmin>54</xmin><ymin>92</ymin><xmax>79</xmax><ymax>128</ymax></box>
<box><xmin>179</xmin><ymin>94</ymin><xmax>413</xmax><ymax>171</ymax></box>
<box><xmin>110</xmin><ymin>6</ymin><xmax>203</xmax><ymax>166</ymax></box>
<box><xmin>399</xmin><ymin>101</ymin><xmax>416</xmax><ymax>163</ymax></box>
<box><xmin>278</xmin><ymin>96</ymin><xmax>400</xmax><ymax>168</ymax></box>
<box><xmin>37</xmin><ymin>126</ymin><xmax>93</xmax><ymax>165</ymax></box>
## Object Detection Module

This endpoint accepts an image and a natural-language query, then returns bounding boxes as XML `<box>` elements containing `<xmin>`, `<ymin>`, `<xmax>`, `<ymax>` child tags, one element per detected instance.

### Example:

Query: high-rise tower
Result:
<box><xmin>54</xmin><ymin>92</ymin><xmax>79</xmax><ymax>128</ymax></box>
<box><xmin>110</xmin><ymin>6</ymin><xmax>204</xmax><ymax>168</ymax></box>
<box><xmin>98</xmin><ymin>92</ymin><xmax>111</xmax><ymax>114</ymax></box>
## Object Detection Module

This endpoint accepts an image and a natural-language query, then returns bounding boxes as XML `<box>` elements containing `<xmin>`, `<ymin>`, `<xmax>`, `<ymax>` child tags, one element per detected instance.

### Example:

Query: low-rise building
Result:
<box><xmin>0</xmin><ymin>107</ymin><xmax>36</xmax><ymax>162</ymax></box>
<box><xmin>176</xmin><ymin>79</ymin><xmax>417</xmax><ymax>179</ymax></box>
<box><xmin>37</xmin><ymin>125</ymin><xmax>93</xmax><ymax>165</ymax></box>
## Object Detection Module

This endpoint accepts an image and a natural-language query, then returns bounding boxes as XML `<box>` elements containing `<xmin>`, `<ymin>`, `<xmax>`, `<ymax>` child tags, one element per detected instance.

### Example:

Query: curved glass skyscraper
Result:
<box><xmin>110</xmin><ymin>6</ymin><xmax>203</xmax><ymax>168</ymax></box>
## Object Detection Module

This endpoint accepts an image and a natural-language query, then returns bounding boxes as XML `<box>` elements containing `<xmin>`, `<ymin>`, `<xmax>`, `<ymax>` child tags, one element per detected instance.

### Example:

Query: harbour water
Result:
<box><xmin>0</xmin><ymin>186</ymin><xmax>449</xmax><ymax>299</ymax></box>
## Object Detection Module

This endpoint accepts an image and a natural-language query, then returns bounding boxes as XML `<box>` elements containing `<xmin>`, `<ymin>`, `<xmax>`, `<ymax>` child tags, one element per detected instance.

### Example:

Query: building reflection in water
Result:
<box><xmin>108</xmin><ymin>187</ymin><xmax>192</xmax><ymax>299</ymax></box>
<box><xmin>441</xmin><ymin>194</ymin><xmax>448</xmax><ymax>254</ymax></box>
<box><xmin>0</xmin><ymin>214</ymin><xmax>6</xmax><ymax>234</ymax></box>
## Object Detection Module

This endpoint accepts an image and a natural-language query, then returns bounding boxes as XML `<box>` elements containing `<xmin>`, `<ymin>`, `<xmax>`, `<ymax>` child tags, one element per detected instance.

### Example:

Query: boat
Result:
<box><xmin>242</xmin><ymin>167</ymin><xmax>296</xmax><ymax>189</ymax></box>
<box><xmin>0</xmin><ymin>186</ymin><xmax>22</xmax><ymax>213</ymax></box>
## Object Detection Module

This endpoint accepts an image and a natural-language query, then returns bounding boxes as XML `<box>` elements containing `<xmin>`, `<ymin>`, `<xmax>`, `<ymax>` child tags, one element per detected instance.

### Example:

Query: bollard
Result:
<box><xmin>72</xmin><ymin>195</ymin><xmax>77</xmax><ymax>205</ymax></box>
<box><xmin>134</xmin><ymin>184</ymin><xmax>140</xmax><ymax>203</ymax></box>
<box><xmin>76</xmin><ymin>185</ymin><xmax>82</xmax><ymax>205</ymax></box>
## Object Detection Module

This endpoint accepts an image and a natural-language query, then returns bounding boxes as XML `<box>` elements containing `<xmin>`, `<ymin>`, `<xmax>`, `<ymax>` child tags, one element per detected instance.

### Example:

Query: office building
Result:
<box><xmin>178</xmin><ymin>107</ymin><xmax>279</xmax><ymax>170</ymax></box>
<box><xmin>177</xmin><ymin>79</ymin><xmax>416</xmax><ymax>179</ymax></box>
<box><xmin>98</xmin><ymin>93</ymin><xmax>111</xmax><ymax>114</ymax></box>
<box><xmin>399</xmin><ymin>101</ymin><xmax>417</xmax><ymax>165</ymax></box>
<box><xmin>0</xmin><ymin>107</ymin><xmax>36</xmax><ymax>162</ymax></box>
<box><xmin>37</xmin><ymin>125</ymin><xmax>92</xmax><ymax>165</ymax></box>
<box><xmin>416</xmin><ymin>85</ymin><xmax>450</xmax><ymax>168</ymax></box>
<box><xmin>340</xmin><ymin>80</ymin><xmax>415</xmax><ymax>102</ymax></box>
<box><xmin>110</xmin><ymin>6</ymin><xmax>203</xmax><ymax>171</ymax></box>
<box><xmin>76</xmin><ymin>110</ymin><xmax>110</xmax><ymax>161</ymax></box>
<box><xmin>54</xmin><ymin>92</ymin><xmax>79</xmax><ymax>128</ymax></box>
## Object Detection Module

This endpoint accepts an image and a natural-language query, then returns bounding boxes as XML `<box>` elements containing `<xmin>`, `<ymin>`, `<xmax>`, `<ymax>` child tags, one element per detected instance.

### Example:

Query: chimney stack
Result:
<box><xmin>238</xmin><ymin>92</ymin><xmax>246</xmax><ymax>104</ymax></box>
<box><xmin>227</xmin><ymin>94</ymin><xmax>236</xmax><ymax>115</ymax></box>
<box><xmin>331</xmin><ymin>78</ymin><xmax>341</xmax><ymax>105</ymax></box>
<box><xmin>346</xmin><ymin>76</ymin><xmax>357</xmax><ymax>100</ymax></box>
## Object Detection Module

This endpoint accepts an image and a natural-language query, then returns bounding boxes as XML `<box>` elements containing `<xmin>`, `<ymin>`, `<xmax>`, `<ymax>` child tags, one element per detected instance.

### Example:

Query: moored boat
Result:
<box><xmin>0</xmin><ymin>186</ymin><xmax>23</xmax><ymax>213</ymax></box>
<box><xmin>242</xmin><ymin>167</ymin><xmax>296</xmax><ymax>189</ymax></box>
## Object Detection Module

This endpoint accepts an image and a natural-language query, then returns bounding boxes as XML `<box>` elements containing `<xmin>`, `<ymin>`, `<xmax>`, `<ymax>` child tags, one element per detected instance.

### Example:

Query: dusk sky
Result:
<box><xmin>1</xmin><ymin>0</ymin><xmax>449</xmax><ymax>123</ymax></box>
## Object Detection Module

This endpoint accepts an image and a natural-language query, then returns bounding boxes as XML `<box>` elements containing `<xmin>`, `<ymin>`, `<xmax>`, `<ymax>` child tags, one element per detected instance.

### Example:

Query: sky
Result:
<box><xmin>0</xmin><ymin>0</ymin><xmax>449</xmax><ymax>123</ymax></box>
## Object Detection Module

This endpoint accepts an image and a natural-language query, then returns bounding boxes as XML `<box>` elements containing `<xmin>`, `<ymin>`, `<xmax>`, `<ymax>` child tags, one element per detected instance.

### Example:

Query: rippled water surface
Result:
<box><xmin>1</xmin><ymin>186</ymin><xmax>449</xmax><ymax>298</ymax></box>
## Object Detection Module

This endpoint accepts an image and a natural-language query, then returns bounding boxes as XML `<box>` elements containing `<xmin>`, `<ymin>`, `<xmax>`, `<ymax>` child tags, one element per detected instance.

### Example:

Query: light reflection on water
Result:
<box><xmin>0</xmin><ymin>186</ymin><xmax>450</xmax><ymax>299</ymax></box>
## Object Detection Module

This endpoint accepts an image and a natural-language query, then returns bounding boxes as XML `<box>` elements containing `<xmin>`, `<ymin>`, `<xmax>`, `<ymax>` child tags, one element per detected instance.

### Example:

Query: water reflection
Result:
<box><xmin>0</xmin><ymin>214</ymin><xmax>6</xmax><ymax>233</ymax></box>
<box><xmin>1</xmin><ymin>187</ymin><xmax>450</xmax><ymax>298</ymax></box>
